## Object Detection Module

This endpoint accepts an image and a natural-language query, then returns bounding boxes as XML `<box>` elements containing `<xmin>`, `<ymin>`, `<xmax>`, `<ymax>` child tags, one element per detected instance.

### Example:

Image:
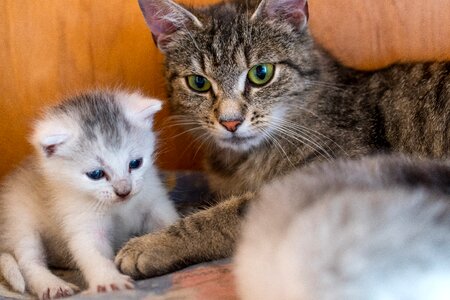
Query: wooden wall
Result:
<box><xmin>0</xmin><ymin>0</ymin><xmax>217</xmax><ymax>179</ymax></box>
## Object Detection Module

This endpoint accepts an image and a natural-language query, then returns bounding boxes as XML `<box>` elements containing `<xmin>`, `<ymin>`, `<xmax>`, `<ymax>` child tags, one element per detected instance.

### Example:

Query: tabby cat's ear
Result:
<box><xmin>138</xmin><ymin>0</ymin><xmax>203</xmax><ymax>51</ymax></box>
<box><xmin>252</xmin><ymin>0</ymin><xmax>308</xmax><ymax>30</ymax></box>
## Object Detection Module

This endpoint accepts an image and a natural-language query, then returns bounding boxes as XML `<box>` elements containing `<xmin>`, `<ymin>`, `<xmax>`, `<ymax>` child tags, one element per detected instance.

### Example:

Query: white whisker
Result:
<box><xmin>271</xmin><ymin>116</ymin><xmax>348</xmax><ymax>157</ymax></box>
<box><xmin>272</xmin><ymin>124</ymin><xmax>333</xmax><ymax>162</ymax></box>
<box><xmin>259</xmin><ymin>128</ymin><xmax>296</xmax><ymax>168</ymax></box>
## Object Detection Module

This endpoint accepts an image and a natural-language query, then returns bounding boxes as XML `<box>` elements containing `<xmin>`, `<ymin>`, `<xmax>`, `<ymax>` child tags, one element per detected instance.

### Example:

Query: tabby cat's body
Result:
<box><xmin>205</xmin><ymin>62</ymin><xmax>450</xmax><ymax>196</ymax></box>
<box><xmin>115</xmin><ymin>0</ymin><xmax>449</xmax><ymax>278</ymax></box>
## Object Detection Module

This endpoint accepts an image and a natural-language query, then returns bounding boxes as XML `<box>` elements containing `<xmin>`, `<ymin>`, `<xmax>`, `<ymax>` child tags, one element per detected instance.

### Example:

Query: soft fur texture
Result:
<box><xmin>0</xmin><ymin>91</ymin><xmax>178</xmax><ymax>299</ymax></box>
<box><xmin>116</xmin><ymin>0</ymin><xmax>449</xmax><ymax>279</ymax></box>
<box><xmin>236</xmin><ymin>155</ymin><xmax>450</xmax><ymax>300</ymax></box>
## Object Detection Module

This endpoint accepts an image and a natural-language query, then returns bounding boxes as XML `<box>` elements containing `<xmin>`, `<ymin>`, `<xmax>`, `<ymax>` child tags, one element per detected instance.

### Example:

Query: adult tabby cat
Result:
<box><xmin>116</xmin><ymin>0</ymin><xmax>449</xmax><ymax>278</ymax></box>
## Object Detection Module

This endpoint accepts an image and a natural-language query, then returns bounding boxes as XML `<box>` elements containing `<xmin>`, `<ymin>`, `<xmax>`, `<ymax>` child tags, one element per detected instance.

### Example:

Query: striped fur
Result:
<box><xmin>116</xmin><ymin>0</ymin><xmax>449</xmax><ymax>279</ymax></box>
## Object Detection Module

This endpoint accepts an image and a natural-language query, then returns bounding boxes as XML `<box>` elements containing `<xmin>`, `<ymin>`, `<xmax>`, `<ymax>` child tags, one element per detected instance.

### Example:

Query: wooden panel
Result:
<box><xmin>0</xmin><ymin>0</ymin><xmax>218</xmax><ymax>179</ymax></box>
<box><xmin>309</xmin><ymin>0</ymin><xmax>450</xmax><ymax>70</ymax></box>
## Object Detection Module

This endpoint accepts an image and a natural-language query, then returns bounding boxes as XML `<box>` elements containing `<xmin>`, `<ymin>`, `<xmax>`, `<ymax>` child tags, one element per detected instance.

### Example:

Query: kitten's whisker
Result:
<box><xmin>89</xmin><ymin>200</ymin><xmax>102</xmax><ymax>214</ymax></box>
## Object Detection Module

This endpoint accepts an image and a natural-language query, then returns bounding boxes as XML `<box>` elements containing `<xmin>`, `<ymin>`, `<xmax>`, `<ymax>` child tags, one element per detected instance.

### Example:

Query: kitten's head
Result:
<box><xmin>139</xmin><ymin>0</ymin><xmax>319</xmax><ymax>152</ymax></box>
<box><xmin>31</xmin><ymin>91</ymin><xmax>162</xmax><ymax>208</ymax></box>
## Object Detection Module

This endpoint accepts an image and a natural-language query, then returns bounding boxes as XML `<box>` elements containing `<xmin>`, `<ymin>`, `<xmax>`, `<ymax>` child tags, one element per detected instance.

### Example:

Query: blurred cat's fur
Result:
<box><xmin>236</xmin><ymin>155</ymin><xmax>450</xmax><ymax>300</ymax></box>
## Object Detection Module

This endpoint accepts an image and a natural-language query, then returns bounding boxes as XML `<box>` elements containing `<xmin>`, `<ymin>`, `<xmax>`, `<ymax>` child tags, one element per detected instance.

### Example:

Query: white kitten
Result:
<box><xmin>0</xmin><ymin>91</ymin><xmax>179</xmax><ymax>299</ymax></box>
<box><xmin>235</xmin><ymin>156</ymin><xmax>450</xmax><ymax>300</ymax></box>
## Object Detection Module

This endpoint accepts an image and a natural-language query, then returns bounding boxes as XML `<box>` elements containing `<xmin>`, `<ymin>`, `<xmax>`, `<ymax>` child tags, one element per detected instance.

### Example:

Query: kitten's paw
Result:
<box><xmin>115</xmin><ymin>234</ymin><xmax>176</xmax><ymax>279</ymax></box>
<box><xmin>84</xmin><ymin>273</ymin><xmax>134</xmax><ymax>294</ymax></box>
<box><xmin>35</xmin><ymin>281</ymin><xmax>78</xmax><ymax>300</ymax></box>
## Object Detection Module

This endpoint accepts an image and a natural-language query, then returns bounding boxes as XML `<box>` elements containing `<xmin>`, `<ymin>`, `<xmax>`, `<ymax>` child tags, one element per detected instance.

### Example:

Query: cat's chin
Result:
<box><xmin>216</xmin><ymin>135</ymin><xmax>262</xmax><ymax>152</ymax></box>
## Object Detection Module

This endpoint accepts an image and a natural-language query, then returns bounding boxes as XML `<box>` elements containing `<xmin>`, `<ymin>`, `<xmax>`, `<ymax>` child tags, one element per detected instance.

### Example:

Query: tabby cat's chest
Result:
<box><xmin>204</xmin><ymin>144</ymin><xmax>311</xmax><ymax>196</ymax></box>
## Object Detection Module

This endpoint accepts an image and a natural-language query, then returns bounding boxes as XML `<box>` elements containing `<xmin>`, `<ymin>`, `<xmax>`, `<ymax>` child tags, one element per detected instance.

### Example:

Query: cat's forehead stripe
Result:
<box><xmin>52</xmin><ymin>92</ymin><xmax>131</xmax><ymax>148</ymax></box>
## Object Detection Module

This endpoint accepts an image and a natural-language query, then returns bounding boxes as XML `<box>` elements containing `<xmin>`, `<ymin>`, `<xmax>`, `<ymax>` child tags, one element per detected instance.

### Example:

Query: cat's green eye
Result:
<box><xmin>186</xmin><ymin>75</ymin><xmax>212</xmax><ymax>93</ymax></box>
<box><xmin>247</xmin><ymin>63</ymin><xmax>275</xmax><ymax>86</ymax></box>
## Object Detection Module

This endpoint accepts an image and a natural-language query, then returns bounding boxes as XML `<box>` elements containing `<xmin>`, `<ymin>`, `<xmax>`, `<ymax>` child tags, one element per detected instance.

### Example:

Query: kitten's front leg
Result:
<box><xmin>66</xmin><ymin>218</ymin><xmax>134</xmax><ymax>294</ymax></box>
<box><xmin>116</xmin><ymin>193</ymin><xmax>252</xmax><ymax>279</ymax></box>
<box><xmin>140</xmin><ymin>189</ymin><xmax>179</xmax><ymax>234</ymax></box>
<box><xmin>13</xmin><ymin>235</ymin><xmax>78</xmax><ymax>299</ymax></box>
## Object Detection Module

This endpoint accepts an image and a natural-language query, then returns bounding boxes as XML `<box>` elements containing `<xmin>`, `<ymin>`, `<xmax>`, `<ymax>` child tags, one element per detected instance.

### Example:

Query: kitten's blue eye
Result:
<box><xmin>86</xmin><ymin>169</ymin><xmax>105</xmax><ymax>180</ymax></box>
<box><xmin>129</xmin><ymin>158</ymin><xmax>143</xmax><ymax>171</ymax></box>
<box><xmin>186</xmin><ymin>75</ymin><xmax>212</xmax><ymax>93</ymax></box>
<box><xmin>248</xmin><ymin>63</ymin><xmax>275</xmax><ymax>86</ymax></box>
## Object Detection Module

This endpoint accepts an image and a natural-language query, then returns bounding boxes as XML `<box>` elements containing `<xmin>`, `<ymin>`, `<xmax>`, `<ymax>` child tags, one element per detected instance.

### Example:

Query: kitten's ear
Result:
<box><xmin>31</xmin><ymin>118</ymin><xmax>72</xmax><ymax>157</ymax></box>
<box><xmin>120</xmin><ymin>92</ymin><xmax>163</xmax><ymax>129</ymax></box>
<box><xmin>252</xmin><ymin>0</ymin><xmax>308</xmax><ymax>30</ymax></box>
<box><xmin>138</xmin><ymin>0</ymin><xmax>202</xmax><ymax>51</ymax></box>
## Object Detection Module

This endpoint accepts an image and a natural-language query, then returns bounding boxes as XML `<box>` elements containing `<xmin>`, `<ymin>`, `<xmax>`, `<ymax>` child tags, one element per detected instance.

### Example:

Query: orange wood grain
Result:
<box><xmin>0</xmin><ymin>0</ymin><xmax>219</xmax><ymax>179</ymax></box>
<box><xmin>309</xmin><ymin>0</ymin><xmax>450</xmax><ymax>70</ymax></box>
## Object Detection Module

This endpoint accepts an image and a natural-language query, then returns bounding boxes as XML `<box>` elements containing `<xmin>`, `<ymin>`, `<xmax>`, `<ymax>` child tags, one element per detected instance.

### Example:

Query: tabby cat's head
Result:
<box><xmin>140</xmin><ymin>0</ymin><xmax>320</xmax><ymax>152</ymax></box>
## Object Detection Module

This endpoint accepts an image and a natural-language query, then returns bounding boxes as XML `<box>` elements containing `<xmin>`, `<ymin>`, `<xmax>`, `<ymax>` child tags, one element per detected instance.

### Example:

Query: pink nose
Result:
<box><xmin>220</xmin><ymin>120</ymin><xmax>242</xmax><ymax>132</ymax></box>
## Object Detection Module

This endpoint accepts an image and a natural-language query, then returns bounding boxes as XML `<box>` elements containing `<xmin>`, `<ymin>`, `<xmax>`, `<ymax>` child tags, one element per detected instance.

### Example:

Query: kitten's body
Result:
<box><xmin>0</xmin><ymin>91</ymin><xmax>178</xmax><ymax>299</ymax></box>
<box><xmin>116</xmin><ymin>0</ymin><xmax>449</xmax><ymax>278</ymax></box>
<box><xmin>236</xmin><ymin>155</ymin><xmax>450</xmax><ymax>300</ymax></box>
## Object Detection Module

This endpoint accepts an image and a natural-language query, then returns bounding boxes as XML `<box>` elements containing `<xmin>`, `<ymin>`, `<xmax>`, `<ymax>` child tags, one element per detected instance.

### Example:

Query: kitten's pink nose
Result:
<box><xmin>114</xmin><ymin>180</ymin><xmax>131</xmax><ymax>199</ymax></box>
<box><xmin>115</xmin><ymin>189</ymin><xmax>131</xmax><ymax>199</ymax></box>
<box><xmin>220</xmin><ymin>119</ymin><xmax>242</xmax><ymax>132</ymax></box>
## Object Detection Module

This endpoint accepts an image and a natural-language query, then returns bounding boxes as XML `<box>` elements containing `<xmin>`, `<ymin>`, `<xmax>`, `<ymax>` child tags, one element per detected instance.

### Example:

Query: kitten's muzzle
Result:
<box><xmin>115</xmin><ymin>189</ymin><xmax>131</xmax><ymax>199</ymax></box>
<box><xmin>113</xmin><ymin>180</ymin><xmax>132</xmax><ymax>199</ymax></box>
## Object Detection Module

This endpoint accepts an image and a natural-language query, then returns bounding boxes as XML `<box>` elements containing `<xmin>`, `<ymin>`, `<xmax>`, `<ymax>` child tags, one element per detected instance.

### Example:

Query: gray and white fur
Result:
<box><xmin>0</xmin><ymin>91</ymin><xmax>178</xmax><ymax>299</ymax></box>
<box><xmin>236</xmin><ymin>155</ymin><xmax>450</xmax><ymax>300</ymax></box>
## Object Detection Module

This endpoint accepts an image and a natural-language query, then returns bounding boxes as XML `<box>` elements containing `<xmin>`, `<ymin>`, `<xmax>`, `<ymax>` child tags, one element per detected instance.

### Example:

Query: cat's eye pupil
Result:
<box><xmin>86</xmin><ymin>169</ymin><xmax>105</xmax><ymax>180</ymax></box>
<box><xmin>195</xmin><ymin>76</ymin><xmax>206</xmax><ymax>89</ymax></box>
<box><xmin>255</xmin><ymin>65</ymin><xmax>267</xmax><ymax>80</ymax></box>
<box><xmin>129</xmin><ymin>158</ymin><xmax>143</xmax><ymax>171</ymax></box>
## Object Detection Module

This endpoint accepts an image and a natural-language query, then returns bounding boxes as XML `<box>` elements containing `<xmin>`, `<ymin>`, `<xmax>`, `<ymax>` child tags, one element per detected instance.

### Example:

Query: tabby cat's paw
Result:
<box><xmin>115</xmin><ymin>234</ymin><xmax>175</xmax><ymax>279</ymax></box>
